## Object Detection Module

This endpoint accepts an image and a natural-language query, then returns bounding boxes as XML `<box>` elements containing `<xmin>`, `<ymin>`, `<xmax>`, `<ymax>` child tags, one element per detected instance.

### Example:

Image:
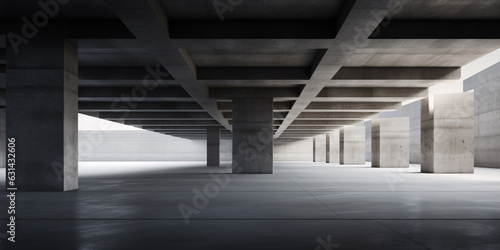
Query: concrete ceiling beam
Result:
<box><xmin>295</xmin><ymin>112</ymin><xmax>377</xmax><ymax>120</ymax></box>
<box><xmin>78</xmin><ymin>101</ymin><xmax>204</xmax><ymax>112</ymax></box>
<box><xmin>0</xmin><ymin>20</ymin><xmax>135</xmax><ymax>39</ymax></box>
<box><xmin>305</xmin><ymin>102</ymin><xmax>401</xmax><ymax>112</ymax></box>
<box><xmin>79</xmin><ymin>68</ymin><xmax>174</xmax><ymax>80</ymax></box>
<box><xmin>99</xmin><ymin>112</ymin><xmax>213</xmax><ymax>120</ymax></box>
<box><xmin>142</xmin><ymin>126</ymin><xmax>225</xmax><ymax>130</ymax></box>
<box><xmin>217</xmin><ymin>102</ymin><xmax>293</xmax><ymax>112</ymax></box>
<box><xmin>79</xmin><ymin>87</ymin><xmax>188</xmax><ymax>102</ymax></box>
<box><xmin>318</xmin><ymin>87</ymin><xmax>428</xmax><ymax>98</ymax></box>
<box><xmin>291</xmin><ymin>120</ymin><xmax>361</xmax><ymax>126</ymax></box>
<box><xmin>332</xmin><ymin>67</ymin><xmax>461</xmax><ymax>80</ymax></box>
<box><xmin>371</xmin><ymin>20</ymin><xmax>500</xmax><ymax>39</ymax></box>
<box><xmin>209</xmin><ymin>87</ymin><xmax>301</xmax><ymax>99</ymax></box>
<box><xmin>273</xmin><ymin>0</ymin><xmax>392</xmax><ymax>139</ymax></box>
<box><xmin>125</xmin><ymin>120</ymin><xmax>221</xmax><ymax>126</ymax></box>
<box><xmin>110</xmin><ymin>0</ymin><xmax>231</xmax><ymax>131</ymax></box>
<box><xmin>198</xmin><ymin>67</ymin><xmax>310</xmax><ymax>80</ymax></box>
<box><xmin>169</xmin><ymin>20</ymin><xmax>337</xmax><ymax>39</ymax></box>
<box><xmin>286</xmin><ymin>126</ymin><xmax>343</xmax><ymax>130</ymax></box>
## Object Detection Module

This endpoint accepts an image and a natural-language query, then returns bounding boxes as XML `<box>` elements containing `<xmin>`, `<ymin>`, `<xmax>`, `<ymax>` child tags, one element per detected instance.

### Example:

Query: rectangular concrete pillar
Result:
<box><xmin>6</xmin><ymin>37</ymin><xmax>78</xmax><ymax>191</ymax></box>
<box><xmin>232</xmin><ymin>98</ymin><xmax>273</xmax><ymax>174</ymax></box>
<box><xmin>340</xmin><ymin>126</ymin><xmax>365</xmax><ymax>165</ymax></box>
<box><xmin>326</xmin><ymin>130</ymin><xmax>340</xmax><ymax>163</ymax></box>
<box><xmin>313</xmin><ymin>135</ymin><xmax>326</xmax><ymax>162</ymax></box>
<box><xmin>372</xmin><ymin>118</ymin><xmax>410</xmax><ymax>168</ymax></box>
<box><xmin>207</xmin><ymin>128</ymin><xmax>220</xmax><ymax>166</ymax></box>
<box><xmin>421</xmin><ymin>92</ymin><xmax>474</xmax><ymax>173</ymax></box>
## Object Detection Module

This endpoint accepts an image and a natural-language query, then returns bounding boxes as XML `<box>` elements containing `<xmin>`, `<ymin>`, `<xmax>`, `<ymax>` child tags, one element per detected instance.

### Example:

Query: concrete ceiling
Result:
<box><xmin>1</xmin><ymin>0</ymin><xmax>500</xmax><ymax>139</ymax></box>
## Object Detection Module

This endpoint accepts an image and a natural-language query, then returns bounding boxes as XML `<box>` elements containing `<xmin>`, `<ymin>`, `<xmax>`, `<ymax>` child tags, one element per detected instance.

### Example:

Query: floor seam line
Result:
<box><xmin>290</xmin><ymin>179</ymin><xmax>344</xmax><ymax>219</ymax></box>
<box><xmin>376</xmin><ymin>220</ymin><xmax>432</xmax><ymax>250</ymax></box>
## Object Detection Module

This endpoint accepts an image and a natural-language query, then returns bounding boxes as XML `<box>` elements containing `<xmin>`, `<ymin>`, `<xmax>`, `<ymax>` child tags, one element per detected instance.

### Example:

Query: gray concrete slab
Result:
<box><xmin>1</xmin><ymin>161</ymin><xmax>500</xmax><ymax>249</ymax></box>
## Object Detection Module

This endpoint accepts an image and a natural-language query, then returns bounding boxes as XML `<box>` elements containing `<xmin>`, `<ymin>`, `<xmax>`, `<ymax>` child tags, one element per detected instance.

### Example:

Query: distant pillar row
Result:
<box><xmin>232</xmin><ymin>98</ymin><xmax>274</xmax><ymax>174</ymax></box>
<box><xmin>7</xmin><ymin>35</ymin><xmax>78</xmax><ymax>191</ymax></box>
<box><xmin>207</xmin><ymin>128</ymin><xmax>220</xmax><ymax>166</ymax></box>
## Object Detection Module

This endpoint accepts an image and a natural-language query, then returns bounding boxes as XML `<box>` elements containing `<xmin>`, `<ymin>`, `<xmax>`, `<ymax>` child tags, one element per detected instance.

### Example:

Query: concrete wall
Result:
<box><xmin>340</xmin><ymin>126</ymin><xmax>366</xmax><ymax>165</ymax></box>
<box><xmin>79</xmin><ymin>130</ymin><xmax>214</xmax><ymax>161</ymax></box>
<box><xmin>372</xmin><ymin>117</ymin><xmax>410</xmax><ymax>168</ymax></box>
<box><xmin>379</xmin><ymin>101</ymin><xmax>422</xmax><ymax>164</ymax></box>
<box><xmin>79</xmin><ymin>130</ymin><xmax>313</xmax><ymax>162</ymax></box>
<box><xmin>464</xmin><ymin>61</ymin><xmax>500</xmax><ymax>168</ymax></box>
<box><xmin>274</xmin><ymin>138</ymin><xmax>314</xmax><ymax>161</ymax></box>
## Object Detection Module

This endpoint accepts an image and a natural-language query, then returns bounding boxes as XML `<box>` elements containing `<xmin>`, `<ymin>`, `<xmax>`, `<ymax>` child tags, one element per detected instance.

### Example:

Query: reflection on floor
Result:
<box><xmin>1</xmin><ymin>161</ymin><xmax>500</xmax><ymax>249</ymax></box>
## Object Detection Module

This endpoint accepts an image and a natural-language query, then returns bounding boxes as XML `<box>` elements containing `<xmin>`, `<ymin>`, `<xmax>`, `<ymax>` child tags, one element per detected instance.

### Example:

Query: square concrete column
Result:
<box><xmin>326</xmin><ymin>130</ymin><xmax>340</xmax><ymax>163</ymax></box>
<box><xmin>340</xmin><ymin>126</ymin><xmax>365</xmax><ymax>165</ymax></box>
<box><xmin>421</xmin><ymin>92</ymin><xmax>474</xmax><ymax>173</ymax></box>
<box><xmin>372</xmin><ymin>118</ymin><xmax>410</xmax><ymax>168</ymax></box>
<box><xmin>6</xmin><ymin>37</ymin><xmax>78</xmax><ymax>191</ymax></box>
<box><xmin>232</xmin><ymin>98</ymin><xmax>274</xmax><ymax>174</ymax></box>
<box><xmin>207</xmin><ymin>127</ymin><xmax>220</xmax><ymax>166</ymax></box>
<box><xmin>313</xmin><ymin>135</ymin><xmax>326</xmax><ymax>162</ymax></box>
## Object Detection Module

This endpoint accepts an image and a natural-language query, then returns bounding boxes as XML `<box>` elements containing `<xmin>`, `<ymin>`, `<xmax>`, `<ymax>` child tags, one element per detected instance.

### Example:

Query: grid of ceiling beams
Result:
<box><xmin>1</xmin><ymin>0</ymin><xmax>500</xmax><ymax>139</ymax></box>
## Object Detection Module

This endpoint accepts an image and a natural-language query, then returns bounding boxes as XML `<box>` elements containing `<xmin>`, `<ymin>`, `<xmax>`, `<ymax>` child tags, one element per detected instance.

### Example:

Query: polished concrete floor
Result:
<box><xmin>1</xmin><ymin>161</ymin><xmax>500</xmax><ymax>249</ymax></box>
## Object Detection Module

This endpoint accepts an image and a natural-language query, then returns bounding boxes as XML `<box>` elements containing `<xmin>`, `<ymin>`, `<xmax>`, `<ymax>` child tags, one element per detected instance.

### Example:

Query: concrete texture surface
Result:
<box><xmin>340</xmin><ymin>126</ymin><xmax>366</xmax><ymax>165</ymax></box>
<box><xmin>274</xmin><ymin>138</ymin><xmax>313</xmax><ymax>161</ymax></box>
<box><xmin>313</xmin><ymin>135</ymin><xmax>326</xmax><ymax>162</ymax></box>
<box><xmin>365</xmin><ymin>120</ymin><xmax>372</xmax><ymax>162</ymax></box>
<box><xmin>372</xmin><ymin>117</ymin><xmax>410</xmax><ymax>168</ymax></box>
<box><xmin>79</xmin><ymin>130</ymin><xmax>314</xmax><ymax>163</ymax></box>
<box><xmin>6</xmin><ymin>38</ymin><xmax>79</xmax><ymax>191</ymax></box>
<box><xmin>421</xmin><ymin>93</ymin><xmax>475</xmax><ymax>173</ymax></box>
<box><xmin>207</xmin><ymin>128</ymin><xmax>220</xmax><ymax>166</ymax></box>
<box><xmin>379</xmin><ymin>101</ymin><xmax>422</xmax><ymax>164</ymax></box>
<box><xmin>465</xmin><ymin>61</ymin><xmax>500</xmax><ymax>168</ymax></box>
<box><xmin>326</xmin><ymin>130</ymin><xmax>340</xmax><ymax>163</ymax></box>
<box><xmin>232</xmin><ymin>98</ymin><xmax>274</xmax><ymax>174</ymax></box>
